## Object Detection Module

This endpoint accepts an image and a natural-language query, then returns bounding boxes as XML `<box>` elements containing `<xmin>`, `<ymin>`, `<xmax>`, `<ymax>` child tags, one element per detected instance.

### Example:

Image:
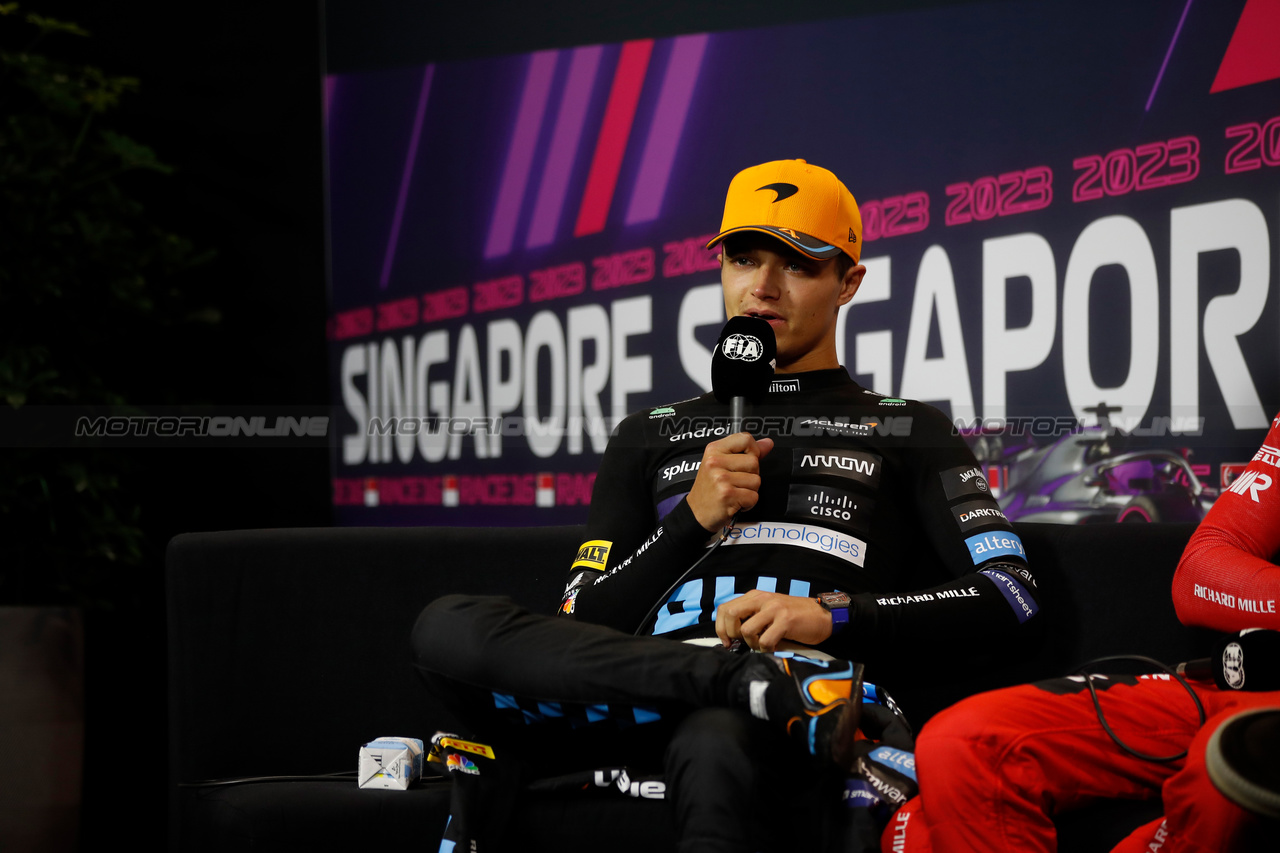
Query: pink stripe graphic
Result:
<box><xmin>573</xmin><ymin>40</ymin><xmax>654</xmax><ymax>238</ymax></box>
<box><xmin>526</xmin><ymin>46</ymin><xmax>603</xmax><ymax>249</ymax></box>
<box><xmin>380</xmin><ymin>65</ymin><xmax>435</xmax><ymax>289</ymax></box>
<box><xmin>484</xmin><ymin>50</ymin><xmax>559</xmax><ymax>259</ymax></box>
<box><xmin>625</xmin><ymin>34</ymin><xmax>708</xmax><ymax>225</ymax></box>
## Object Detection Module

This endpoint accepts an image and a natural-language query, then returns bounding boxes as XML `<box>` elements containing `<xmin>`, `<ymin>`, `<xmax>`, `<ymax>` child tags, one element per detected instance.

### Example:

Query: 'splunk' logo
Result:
<box><xmin>662</xmin><ymin>458</ymin><xmax>701</xmax><ymax>481</ymax></box>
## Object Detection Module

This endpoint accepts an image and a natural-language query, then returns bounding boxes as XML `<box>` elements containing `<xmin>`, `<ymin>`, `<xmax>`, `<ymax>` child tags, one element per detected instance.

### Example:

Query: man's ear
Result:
<box><xmin>837</xmin><ymin>264</ymin><xmax>866</xmax><ymax>307</ymax></box>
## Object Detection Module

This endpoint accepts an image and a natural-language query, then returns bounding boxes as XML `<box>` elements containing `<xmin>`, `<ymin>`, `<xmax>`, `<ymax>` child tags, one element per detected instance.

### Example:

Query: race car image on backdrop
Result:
<box><xmin>964</xmin><ymin>403</ymin><xmax>1217</xmax><ymax>524</ymax></box>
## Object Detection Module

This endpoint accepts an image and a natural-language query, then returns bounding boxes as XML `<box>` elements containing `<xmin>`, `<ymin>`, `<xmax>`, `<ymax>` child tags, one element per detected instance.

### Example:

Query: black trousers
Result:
<box><xmin>411</xmin><ymin>594</ymin><xmax>837</xmax><ymax>853</ymax></box>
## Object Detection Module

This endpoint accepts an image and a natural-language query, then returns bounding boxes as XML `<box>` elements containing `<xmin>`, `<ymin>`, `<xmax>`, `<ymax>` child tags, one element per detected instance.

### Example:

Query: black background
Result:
<box><xmin>17</xmin><ymin>1</ymin><xmax>330</xmax><ymax>843</ymax></box>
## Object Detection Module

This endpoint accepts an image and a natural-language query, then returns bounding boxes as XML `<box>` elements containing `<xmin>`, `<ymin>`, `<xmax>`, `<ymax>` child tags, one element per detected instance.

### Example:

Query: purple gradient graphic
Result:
<box><xmin>379</xmin><ymin>64</ymin><xmax>435</xmax><ymax>289</ymax></box>
<box><xmin>484</xmin><ymin>51</ymin><xmax>559</xmax><ymax>259</ymax></box>
<box><xmin>1146</xmin><ymin>0</ymin><xmax>1195</xmax><ymax>111</ymax></box>
<box><xmin>526</xmin><ymin>46</ymin><xmax>604</xmax><ymax>249</ymax></box>
<box><xmin>625</xmin><ymin>34</ymin><xmax>709</xmax><ymax>225</ymax></box>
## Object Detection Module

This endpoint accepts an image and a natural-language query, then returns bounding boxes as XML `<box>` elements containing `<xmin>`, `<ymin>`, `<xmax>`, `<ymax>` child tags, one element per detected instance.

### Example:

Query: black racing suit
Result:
<box><xmin>560</xmin><ymin>367</ymin><xmax>1039</xmax><ymax>653</ymax></box>
<box><xmin>412</xmin><ymin>367</ymin><xmax>1042</xmax><ymax>852</ymax></box>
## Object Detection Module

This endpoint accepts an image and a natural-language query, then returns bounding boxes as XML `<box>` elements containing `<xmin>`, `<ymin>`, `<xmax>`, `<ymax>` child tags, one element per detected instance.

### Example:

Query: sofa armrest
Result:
<box><xmin>166</xmin><ymin>525</ymin><xmax>582</xmax><ymax>786</ymax></box>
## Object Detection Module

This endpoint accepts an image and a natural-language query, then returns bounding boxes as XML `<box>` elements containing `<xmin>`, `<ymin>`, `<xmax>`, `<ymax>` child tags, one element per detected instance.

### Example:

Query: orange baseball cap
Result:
<box><xmin>705</xmin><ymin>159</ymin><xmax>862</xmax><ymax>264</ymax></box>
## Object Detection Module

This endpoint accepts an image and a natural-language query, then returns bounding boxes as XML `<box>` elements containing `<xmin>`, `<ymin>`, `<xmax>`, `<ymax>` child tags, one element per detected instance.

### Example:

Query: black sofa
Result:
<box><xmin>167</xmin><ymin>521</ymin><xmax>1216</xmax><ymax>852</ymax></box>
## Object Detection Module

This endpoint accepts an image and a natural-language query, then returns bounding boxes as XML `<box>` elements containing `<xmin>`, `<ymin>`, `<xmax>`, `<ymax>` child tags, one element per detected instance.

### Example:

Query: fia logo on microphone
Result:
<box><xmin>1222</xmin><ymin>642</ymin><xmax>1245</xmax><ymax>689</ymax></box>
<box><xmin>722</xmin><ymin>333</ymin><xmax>763</xmax><ymax>362</ymax></box>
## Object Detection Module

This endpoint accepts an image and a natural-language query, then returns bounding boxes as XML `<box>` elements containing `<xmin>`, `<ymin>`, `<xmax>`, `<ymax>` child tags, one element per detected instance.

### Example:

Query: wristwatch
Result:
<box><xmin>817</xmin><ymin>591</ymin><xmax>851</xmax><ymax>635</ymax></box>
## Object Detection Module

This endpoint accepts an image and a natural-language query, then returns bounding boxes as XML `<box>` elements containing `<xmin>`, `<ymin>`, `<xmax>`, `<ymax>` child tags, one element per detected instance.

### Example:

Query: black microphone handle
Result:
<box><xmin>1177</xmin><ymin>658</ymin><xmax>1214</xmax><ymax>682</ymax></box>
<box><xmin>730</xmin><ymin>396</ymin><xmax>745</xmax><ymax>434</ymax></box>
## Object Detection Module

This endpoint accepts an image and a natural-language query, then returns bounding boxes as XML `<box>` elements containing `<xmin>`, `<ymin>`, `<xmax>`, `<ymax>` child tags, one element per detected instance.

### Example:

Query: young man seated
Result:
<box><xmin>412</xmin><ymin>159</ymin><xmax>1044</xmax><ymax>853</ymax></box>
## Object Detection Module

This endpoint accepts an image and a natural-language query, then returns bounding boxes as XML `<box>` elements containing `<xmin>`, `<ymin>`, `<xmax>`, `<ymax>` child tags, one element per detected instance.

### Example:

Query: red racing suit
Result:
<box><xmin>887</xmin><ymin>414</ymin><xmax>1280</xmax><ymax>853</ymax></box>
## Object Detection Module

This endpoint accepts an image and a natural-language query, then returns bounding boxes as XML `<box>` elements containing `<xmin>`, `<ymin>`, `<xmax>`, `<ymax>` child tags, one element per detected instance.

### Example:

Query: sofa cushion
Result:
<box><xmin>168</xmin><ymin>521</ymin><xmax>1208</xmax><ymax>851</ymax></box>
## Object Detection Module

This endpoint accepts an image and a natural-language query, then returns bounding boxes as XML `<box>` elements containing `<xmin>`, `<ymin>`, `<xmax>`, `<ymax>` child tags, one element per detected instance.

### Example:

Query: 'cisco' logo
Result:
<box><xmin>785</xmin><ymin>485</ymin><xmax>872</xmax><ymax>534</ymax></box>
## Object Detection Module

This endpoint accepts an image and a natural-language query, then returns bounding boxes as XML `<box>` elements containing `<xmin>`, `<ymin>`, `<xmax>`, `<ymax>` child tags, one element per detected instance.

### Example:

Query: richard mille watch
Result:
<box><xmin>817</xmin><ymin>591</ymin><xmax>851</xmax><ymax>635</ymax></box>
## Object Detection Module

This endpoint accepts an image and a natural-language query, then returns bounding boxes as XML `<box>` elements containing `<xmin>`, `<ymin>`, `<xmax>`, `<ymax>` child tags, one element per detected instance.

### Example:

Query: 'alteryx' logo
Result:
<box><xmin>964</xmin><ymin>531</ymin><xmax>1026</xmax><ymax>564</ymax></box>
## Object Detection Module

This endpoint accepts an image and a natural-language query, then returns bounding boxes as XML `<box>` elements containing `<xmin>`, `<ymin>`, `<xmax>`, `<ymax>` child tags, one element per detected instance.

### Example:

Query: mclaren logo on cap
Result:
<box><xmin>757</xmin><ymin>182</ymin><xmax>799</xmax><ymax>203</ymax></box>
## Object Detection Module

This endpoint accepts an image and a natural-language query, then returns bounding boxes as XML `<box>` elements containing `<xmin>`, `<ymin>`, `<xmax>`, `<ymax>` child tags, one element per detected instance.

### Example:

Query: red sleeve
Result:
<box><xmin>1172</xmin><ymin>414</ymin><xmax>1280</xmax><ymax>632</ymax></box>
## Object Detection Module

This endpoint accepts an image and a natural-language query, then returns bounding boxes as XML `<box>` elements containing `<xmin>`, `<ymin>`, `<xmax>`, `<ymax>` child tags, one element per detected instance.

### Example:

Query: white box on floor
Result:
<box><xmin>357</xmin><ymin>736</ymin><xmax>423</xmax><ymax>790</ymax></box>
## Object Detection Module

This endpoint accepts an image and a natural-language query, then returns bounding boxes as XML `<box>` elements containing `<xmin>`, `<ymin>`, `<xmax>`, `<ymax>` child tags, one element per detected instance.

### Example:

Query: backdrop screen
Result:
<box><xmin>326</xmin><ymin>0</ymin><xmax>1280</xmax><ymax>526</ymax></box>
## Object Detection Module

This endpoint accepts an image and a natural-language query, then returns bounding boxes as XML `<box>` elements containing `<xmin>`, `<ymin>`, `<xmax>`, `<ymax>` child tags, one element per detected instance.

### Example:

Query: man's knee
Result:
<box><xmin>666</xmin><ymin>708</ymin><xmax>759</xmax><ymax>767</ymax></box>
<box><xmin>411</xmin><ymin>593</ymin><xmax>495</xmax><ymax>670</ymax></box>
<box><xmin>915</xmin><ymin>691</ymin><xmax>1015</xmax><ymax>779</ymax></box>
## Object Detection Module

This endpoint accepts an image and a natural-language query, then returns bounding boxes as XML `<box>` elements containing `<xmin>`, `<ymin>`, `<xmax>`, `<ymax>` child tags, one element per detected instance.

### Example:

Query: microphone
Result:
<box><xmin>1178</xmin><ymin>629</ymin><xmax>1280</xmax><ymax>692</ymax></box>
<box><xmin>711</xmin><ymin>315</ymin><xmax>776</xmax><ymax>434</ymax></box>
